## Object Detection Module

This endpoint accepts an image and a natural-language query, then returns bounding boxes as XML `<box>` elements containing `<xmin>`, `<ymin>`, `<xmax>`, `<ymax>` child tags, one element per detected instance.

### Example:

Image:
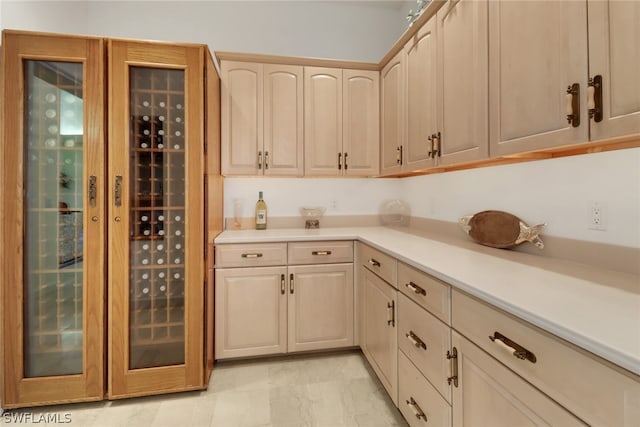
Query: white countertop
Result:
<box><xmin>215</xmin><ymin>227</ymin><xmax>640</xmax><ymax>376</ymax></box>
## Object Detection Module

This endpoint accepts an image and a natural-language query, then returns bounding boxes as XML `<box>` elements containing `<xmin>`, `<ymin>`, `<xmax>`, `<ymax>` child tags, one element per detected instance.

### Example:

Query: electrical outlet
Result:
<box><xmin>588</xmin><ymin>201</ymin><xmax>607</xmax><ymax>231</ymax></box>
<box><xmin>330</xmin><ymin>200</ymin><xmax>338</xmax><ymax>209</ymax></box>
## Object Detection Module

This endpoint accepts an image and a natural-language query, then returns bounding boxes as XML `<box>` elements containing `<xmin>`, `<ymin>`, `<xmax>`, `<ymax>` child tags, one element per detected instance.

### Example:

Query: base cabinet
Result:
<box><xmin>451</xmin><ymin>331</ymin><xmax>584</xmax><ymax>427</ymax></box>
<box><xmin>214</xmin><ymin>267</ymin><xmax>287</xmax><ymax>359</ymax></box>
<box><xmin>214</xmin><ymin>241</ymin><xmax>354</xmax><ymax>359</ymax></box>
<box><xmin>361</xmin><ymin>268</ymin><xmax>398</xmax><ymax>405</ymax></box>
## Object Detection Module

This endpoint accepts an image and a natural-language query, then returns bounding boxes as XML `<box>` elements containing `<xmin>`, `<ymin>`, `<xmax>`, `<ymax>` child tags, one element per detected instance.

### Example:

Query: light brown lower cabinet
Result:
<box><xmin>360</xmin><ymin>268</ymin><xmax>398</xmax><ymax>405</ymax></box>
<box><xmin>451</xmin><ymin>330</ymin><xmax>584</xmax><ymax>426</ymax></box>
<box><xmin>214</xmin><ymin>241</ymin><xmax>355</xmax><ymax>359</ymax></box>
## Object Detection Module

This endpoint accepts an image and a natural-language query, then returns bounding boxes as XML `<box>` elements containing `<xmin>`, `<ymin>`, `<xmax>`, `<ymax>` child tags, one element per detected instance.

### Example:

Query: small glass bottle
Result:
<box><xmin>255</xmin><ymin>191</ymin><xmax>267</xmax><ymax>230</ymax></box>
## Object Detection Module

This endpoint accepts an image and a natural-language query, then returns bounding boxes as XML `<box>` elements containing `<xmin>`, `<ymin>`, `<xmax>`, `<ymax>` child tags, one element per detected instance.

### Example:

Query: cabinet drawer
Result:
<box><xmin>398</xmin><ymin>351</ymin><xmax>451</xmax><ymax>427</ymax></box>
<box><xmin>452</xmin><ymin>290</ymin><xmax>640</xmax><ymax>427</ymax></box>
<box><xmin>288</xmin><ymin>240</ymin><xmax>353</xmax><ymax>265</ymax></box>
<box><xmin>398</xmin><ymin>293</ymin><xmax>452</xmax><ymax>403</ymax></box>
<box><xmin>357</xmin><ymin>243</ymin><xmax>397</xmax><ymax>287</ymax></box>
<box><xmin>398</xmin><ymin>262</ymin><xmax>450</xmax><ymax>324</ymax></box>
<box><xmin>215</xmin><ymin>243</ymin><xmax>287</xmax><ymax>268</ymax></box>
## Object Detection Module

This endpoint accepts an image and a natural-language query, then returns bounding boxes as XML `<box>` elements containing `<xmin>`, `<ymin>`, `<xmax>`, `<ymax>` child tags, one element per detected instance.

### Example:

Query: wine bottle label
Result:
<box><xmin>256</xmin><ymin>210</ymin><xmax>267</xmax><ymax>224</ymax></box>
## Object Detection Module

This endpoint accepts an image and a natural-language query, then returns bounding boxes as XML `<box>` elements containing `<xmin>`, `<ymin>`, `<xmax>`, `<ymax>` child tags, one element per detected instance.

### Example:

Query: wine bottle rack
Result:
<box><xmin>23</xmin><ymin>61</ymin><xmax>85</xmax><ymax>376</ymax></box>
<box><xmin>128</xmin><ymin>67</ymin><xmax>187</xmax><ymax>368</ymax></box>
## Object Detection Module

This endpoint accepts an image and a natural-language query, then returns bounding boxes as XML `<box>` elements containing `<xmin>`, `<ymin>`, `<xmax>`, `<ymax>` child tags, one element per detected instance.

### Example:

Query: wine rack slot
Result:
<box><xmin>128</xmin><ymin>67</ymin><xmax>186</xmax><ymax>369</ymax></box>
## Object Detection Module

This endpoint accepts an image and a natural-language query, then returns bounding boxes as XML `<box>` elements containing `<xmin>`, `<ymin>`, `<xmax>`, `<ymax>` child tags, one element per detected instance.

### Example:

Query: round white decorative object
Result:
<box><xmin>160</xmin><ymin>285</ymin><xmax>166</xmax><ymax>292</ymax></box>
<box><xmin>159</xmin><ymin>115</ymin><xmax>165</xmax><ymax>121</ymax></box>
<box><xmin>45</xmin><ymin>109</ymin><xmax>57</xmax><ymax>119</ymax></box>
<box><xmin>158</xmin><ymin>130</ymin><xmax>165</xmax><ymax>136</ymax></box>
<box><xmin>174</xmin><ymin>258</ymin><xmax>181</xmax><ymax>264</ymax></box>
<box><xmin>142</xmin><ymin>287</ymin><xmax>149</xmax><ymax>294</ymax></box>
<box><xmin>157</xmin><ymin>244</ymin><xmax>164</xmax><ymax>250</ymax></box>
<box><xmin>158</xmin><ymin>215</ymin><xmax>165</xmax><ymax>221</ymax></box>
<box><xmin>175</xmin><ymin>243</ymin><xmax>182</xmax><ymax>250</ymax></box>
<box><xmin>142</xmin><ymin>259</ymin><xmax>149</xmax><ymax>265</ymax></box>
<box><xmin>141</xmin><ymin>215</ymin><xmax>149</xmax><ymax>221</ymax></box>
<box><xmin>175</xmin><ymin>230</ymin><xmax>182</xmax><ymax>236</ymax></box>
<box><xmin>143</xmin><ymin>115</ymin><xmax>149</xmax><ymax>121</ymax></box>
<box><xmin>142</xmin><ymin>273</ymin><xmax>149</xmax><ymax>280</ymax></box>
<box><xmin>158</xmin><ymin>230</ymin><xmax>165</xmax><ymax>236</ymax></box>
<box><xmin>174</xmin><ymin>144</ymin><xmax>180</xmax><ymax>150</ymax></box>
<box><xmin>174</xmin><ymin>273</ymin><xmax>180</xmax><ymax>279</ymax></box>
<box><xmin>158</xmin><ymin>143</ymin><xmax>164</xmax><ymax>149</ymax></box>
<box><xmin>159</xmin><ymin>272</ymin><xmax>166</xmax><ymax>278</ymax></box>
<box><xmin>142</xmin><ymin>244</ymin><xmax>149</xmax><ymax>250</ymax></box>
<box><xmin>143</xmin><ymin>129</ymin><xmax>150</xmax><ymax>135</ymax></box>
<box><xmin>160</xmin><ymin>101</ymin><xmax>166</xmax><ymax>107</ymax></box>
<box><xmin>157</xmin><ymin>258</ymin><xmax>164</xmax><ymax>265</ymax></box>
<box><xmin>45</xmin><ymin>93</ymin><xmax>57</xmax><ymax>103</ymax></box>
<box><xmin>175</xmin><ymin>215</ymin><xmax>181</xmax><ymax>221</ymax></box>
<box><xmin>143</xmin><ymin>230</ymin><xmax>150</xmax><ymax>236</ymax></box>
<box><xmin>176</xmin><ymin>103</ymin><xmax>183</xmax><ymax>109</ymax></box>
<box><xmin>48</xmin><ymin>125</ymin><xmax>59</xmax><ymax>134</ymax></box>
<box><xmin>175</xmin><ymin>131</ymin><xmax>181</xmax><ymax>137</ymax></box>
<box><xmin>64</xmin><ymin>139</ymin><xmax>75</xmax><ymax>147</ymax></box>
<box><xmin>44</xmin><ymin>138</ymin><xmax>56</xmax><ymax>148</ymax></box>
<box><xmin>141</xmin><ymin>142</ymin><xmax>148</xmax><ymax>148</ymax></box>
<box><xmin>143</xmin><ymin>101</ymin><xmax>150</xmax><ymax>107</ymax></box>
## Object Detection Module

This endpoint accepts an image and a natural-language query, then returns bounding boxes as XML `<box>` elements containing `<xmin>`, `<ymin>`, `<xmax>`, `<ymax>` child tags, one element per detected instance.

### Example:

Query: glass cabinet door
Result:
<box><xmin>1</xmin><ymin>32</ymin><xmax>105</xmax><ymax>407</ymax></box>
<box><xmin>108</xmin><ymin>39</ymin><xmax>205</xmax><ymax>398</ymax></box>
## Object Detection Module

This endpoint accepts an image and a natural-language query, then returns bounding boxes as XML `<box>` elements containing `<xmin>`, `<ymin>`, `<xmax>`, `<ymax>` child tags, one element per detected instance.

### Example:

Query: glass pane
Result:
<box><xmin>23</xmin><ymin>61</ymin><xmax>84</xmax><ymax>377</ymax></box>
<box><xmin>129</xmin><ymin>67</ymin><xmax>186</xmax><ymax>369</ymax></box>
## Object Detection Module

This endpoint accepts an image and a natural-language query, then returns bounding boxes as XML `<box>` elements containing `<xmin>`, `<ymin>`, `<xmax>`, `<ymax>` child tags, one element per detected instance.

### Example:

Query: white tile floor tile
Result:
<box><xmin>0</xmin><ymin>350</ymin><xmax>408</xmax><ymax>427</ymax></box>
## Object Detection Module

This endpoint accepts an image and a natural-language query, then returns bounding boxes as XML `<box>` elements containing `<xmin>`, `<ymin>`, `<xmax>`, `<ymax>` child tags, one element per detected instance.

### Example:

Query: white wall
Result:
<box><xmin>224</xmin><ymin>177</ymin><xmax>400</xmax><ymax>218</ymax></box>
<box><xmin>1</xmin><ymin>1</ymin><xmax>89</xmax><ymax>35</ymax></box>
<box><xmin>86</xmin><ymin>1</ymin><xmax>406</xmax><ymax>63</ymax></box>
<box><xmin>224</xmin><ymin>149</ymin><xmax>640</xmax><ymax>248</ymax></box>
<box><xmin>400</xmin><ymin>149</ymin><xmax>640</xmax><ymax>248</ymax></box>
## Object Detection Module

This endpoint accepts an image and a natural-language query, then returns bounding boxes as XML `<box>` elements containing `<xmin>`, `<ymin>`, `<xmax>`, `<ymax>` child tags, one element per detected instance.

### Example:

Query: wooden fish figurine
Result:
<box><xmin>459</xmin><ymin>210</ymin><xmax>545</xmax><ymax>249</ymax></box>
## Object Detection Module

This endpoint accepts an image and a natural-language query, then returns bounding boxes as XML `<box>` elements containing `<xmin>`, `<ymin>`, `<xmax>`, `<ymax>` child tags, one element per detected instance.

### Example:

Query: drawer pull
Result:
<box><xmin>241</xmin><ymin>253</ymin><xmax>263</xmax><ymax>259</ymax></box>
<box><xmin>405</xmin><ymin>281</ymin><xmax>427</xmax><ymax>296</ymax></box>
<box><xmin>405</xmin><ymin>330</ymin><xmax>427</xmax><ymax>350</ymax></box>
<box><xmin>387</xmin><ymin>300</ymin><xmax>395</xmax><ymax>327</ymax></box>
<box><xmin>489</xmin><ymin>332</ymin><xmax>537</xmax><ymax>363</ymax></box>
<box><xmin>405</xmin><ymin>397</ymin><xmax>427</xmax><ymax>421</ymax></box>
<box><xmin>446</xmin><ymin>347</ymin><xmax>459</xmax><ymax>387</ymax></box>
<box><xmin>312</xmin><ymin>250</ymin><xmax>332</xmax><ymax>256</ymax></box>
<box><xmin>368</xmin><ymin>258</ymin><xmax>381</xmax><ymax>267</ymax></box>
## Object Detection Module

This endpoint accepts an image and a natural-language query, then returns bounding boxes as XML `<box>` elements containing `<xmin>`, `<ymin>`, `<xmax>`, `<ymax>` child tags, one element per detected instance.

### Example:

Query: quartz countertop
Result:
<box><xmin>214</xmin><ymin>227</ymin><xmax>640</xmax><ymax>376</ymax></box>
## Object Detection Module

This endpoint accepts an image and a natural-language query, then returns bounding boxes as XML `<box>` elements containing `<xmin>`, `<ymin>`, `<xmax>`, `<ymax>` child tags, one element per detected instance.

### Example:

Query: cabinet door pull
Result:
<box><xmin>367</xmin><ymin>258</ymin><xmax>381</xmax><ymax>267</ymax></box>
<box><xmin>447</xmin><ymin>347</ymin><xmax>459</xmax><ymax>387</ymax></box>
<box><xmin>405</xmin><ymin>397</ymin><xmax>427</xmax><ymax>421</ymax></box>
<box><xmin>588</xmin><ymin>75</ymin><xmax>603</xmax><ymax>122</ymax></box>
<box><xmin>344</xmin><ymin>152</ymin><xmax>348</xmax><ymax>170</ymax></box>
<box><xmin>405</xmin><ymin>281</ymin><xmax>426</xmax><ymax>296</ymax></box>
<box><xmin>399</xmin><ymin>145</ymin><xmax>403</xmax><ymax>165</ymax></box>
<box><xmin>387</xmin><ymin>300</ymin><xmax>395</xmax><ymax>326</ymax></box>
<box><xmin>338</xmin><ymin>152</ymin><xmax>342</xmax><ymax>170</ymax></box>
<box><xmin>241</xmin><ymin>253</ymin><xmax>263</xmax><ymax>259</ymax></box>
<box><xmin>566</xmin><ymin>83</ymin><xmax>580</xmax><ymax>127</ymax></box>
<box><xmin>432</xmin><ymin>132</ymin><xmax>441</xmax><ymax>158</ymax></box>
<box><xmin>312</xmin><ymin>250</ymin><xmax>332</xmax><ymax>256</ymax></box>
<box><xmin>258</xmin><ymin>151</ymin><xmax>263</xmax><ymax>170</ymax></box>
<box><xmin>396</xmin><ymin>146</ymin><xmax>401</xmax><ymax>165</ymax></box>
<box><xmin>114</xmin><ymin>175</ymin><xmax>122</xmax><ymax>207</ymax></box>
<box><xmin>427</xmin><ymin>135</ymin><xmax>433</xmax><ymax>158</ymax></box>
<box><xmin>489</xmin><ymin>332</ymin><xmax>537</xmax><ymax>363</ymax></box>
<box><xmin>280</xmin><ymin>274</ymin><xmax>285</xmax><ymax>295</ymax></box>
<box><xmin>264</xmin><ymin>151</ymin><xmax>269</xmax><ymax>170</ymax></box>
<box><xmin>289</xmin><ymin>273</ymin><xmax>294</xmax><ymax>294</ymax></box>
<box><xmin>405</xmin><ymin>330</ymin><xmax>427</xmax><ymax>350</ymax></box>
<box><xmin>89</xmin><ymin>175</ymin><xmax>97</xmax><ymax>208</ymax></box>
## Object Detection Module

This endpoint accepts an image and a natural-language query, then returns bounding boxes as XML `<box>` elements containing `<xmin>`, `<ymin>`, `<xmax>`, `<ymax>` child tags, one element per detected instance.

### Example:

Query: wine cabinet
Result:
<box><xmin>1</xmin><ymin>31</ymin><xmax>220</xmax><ymax>408</ymax></box>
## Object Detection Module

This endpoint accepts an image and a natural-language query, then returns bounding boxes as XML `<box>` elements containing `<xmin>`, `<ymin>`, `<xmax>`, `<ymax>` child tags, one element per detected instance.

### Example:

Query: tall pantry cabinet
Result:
<box><xmin>0</xmin><ymin>31</ymin><xmax>219</xmax><ymax>408</ymax></box>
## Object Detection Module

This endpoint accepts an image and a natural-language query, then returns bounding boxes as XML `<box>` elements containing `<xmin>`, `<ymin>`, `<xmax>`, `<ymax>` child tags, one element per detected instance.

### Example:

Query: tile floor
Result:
<box><xmin>1</xmin><ymin>350</ymin><xmax>408</xmax><ymax>427</ymax></box>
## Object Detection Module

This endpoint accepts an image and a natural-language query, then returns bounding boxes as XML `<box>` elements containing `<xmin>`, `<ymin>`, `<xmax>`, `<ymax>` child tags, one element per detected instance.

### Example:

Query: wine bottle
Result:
<box><xmin>255</xmin><ymin>191</ymin><xmax>267</xmax><ymax>230</ymax></box>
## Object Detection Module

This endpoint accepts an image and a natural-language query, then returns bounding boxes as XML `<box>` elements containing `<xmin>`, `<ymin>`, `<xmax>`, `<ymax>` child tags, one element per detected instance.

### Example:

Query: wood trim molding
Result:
<box><xmin>215</xmin><ymin>51</ymin><xmax>379</xmax><ymax>71</ymax></box>
<box><xmin>383</xmin><ymin>133</ymin><xmax>640</xmax><ymax>178</ymax></box>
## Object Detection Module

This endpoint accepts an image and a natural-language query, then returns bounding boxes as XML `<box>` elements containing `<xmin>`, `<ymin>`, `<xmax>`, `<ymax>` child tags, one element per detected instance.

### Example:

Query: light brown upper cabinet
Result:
<box><xmin>437</xmin><ymin>0</ymin><xmax>488</xmax><ymax>165</ymax></box>
<box><xmin>587</xmin><ymin>0</ymin><xmax>640</xmax><ymax>140</ymax></box>
<box><xmin>305</xmin><ymin>67</ymin><xmax>379</xmax><ymax>177</ymax></box>
<box><xmin>380</xmin><ymin>0</ymin><xmax>487</xmax><ymax>175</ymax></box>
<box><xmin>404</xmin><ymin>18</ymin><xmax>438</xmax><ymax>172</ymax></box>
<box><xmin>380</xmin><ymin>51</ymin><xmax>405</xmax><ymax>176</ymax></box>
<box><xmin>489</xmin><ymin>0</ymin><xmax>639</xmax><ymax>157</ymax></box>
<box><xmin>221</xmin><ymin>61</ymin><xmax>303</xmax><ymax>176</ymax></box>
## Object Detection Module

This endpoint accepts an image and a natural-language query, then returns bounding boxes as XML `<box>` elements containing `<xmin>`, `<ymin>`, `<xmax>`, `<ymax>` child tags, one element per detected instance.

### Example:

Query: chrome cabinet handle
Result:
<box><xmin>387</xmin><ymin>300</ymin><xmax>395</xmax><ymax>326</ymax></box>
<box><xmin>489</xmin><ymin>332</ymin><xmax>537</xmax><ymax>363</ymax></box>
<box><xmin>312</xmin><ymin>250</ymin><xmax>332</xmax><ymax>256</ymax></box>
<box><xmin>241</xmin><ymin>253</ymin><xmax>263</xmax><ymax>259</ymax></box>
<box><xmin>367</xmin><ymin>258</ymin><xmax>381</xmax><ymax>267</ymax></box>
<box><xmin>447</xmin><ymin>348</ymin><xmax>459</xmax><ymax>387</ymax></box>
<box><xmin>405</xmin><ymin>281</ymin><xmax>426</xmax><ymax>296</ymax></box>
<box><xmin>405</xmin><ymin>397</ymin><xmax>427</xmax><ymax>421</ymax></box>
<box><xmin>566</xmin><ymin>83</ymin><xmax>580</xmax><ymax>127</ymax></box>
<box><xmin>289</xmin><ymin>273</ymin><xmax>294</xmax><ymax>294</ymax></box>
<box><xmin>405</xmin><ymin>330</ymin><xmax>427</xmax><ymax>350</ymax></box>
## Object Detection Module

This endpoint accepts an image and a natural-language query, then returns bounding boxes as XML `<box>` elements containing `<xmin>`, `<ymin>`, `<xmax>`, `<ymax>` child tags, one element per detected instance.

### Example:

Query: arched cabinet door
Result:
<box><xmin>1</xmin><ymin>31</ymin><xmax>106</xmax><ymax>408</ymax></box>
<box><xmin>107</xmin><ymin>39</ymin><xmax>205</xmax><ymax>399</ymax></box>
